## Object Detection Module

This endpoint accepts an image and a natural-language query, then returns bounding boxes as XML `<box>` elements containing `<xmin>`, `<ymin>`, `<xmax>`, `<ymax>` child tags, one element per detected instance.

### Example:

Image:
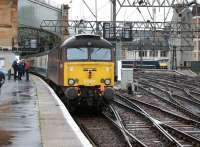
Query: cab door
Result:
<box><xmin>58</xmin><ymin>48</ymin><xmax>64</xmax><ymax>86</ymax></box>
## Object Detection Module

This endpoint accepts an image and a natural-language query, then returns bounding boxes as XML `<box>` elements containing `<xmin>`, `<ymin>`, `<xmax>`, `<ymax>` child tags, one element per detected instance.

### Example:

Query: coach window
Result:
<box><xmin>40</xmin><ymin>57</ymin><xmax>42</xmax><ymax>67</ymax></box>
<box><xmin>66</xmin><ymin>48</ymin><xmax>88</xmax><ymax>60</ymax></box>
<box><xmin>90</xmin><ymin>48</ymin><xmax>112</xmax><ymax>61</ymax></box>
<box><xmin>161</xmin><ymin>51</ymin><xmax>167</xmax><ymax>57</ymax></box>
<box><xmin>139</xmin><ymin>51</ymin><xmax>146</xmax><ymax>57</ymax></box>
<box><xmin>144</xmin><ymin>51</ymin><xmax>147</xmax><ymax>57</ymax></box>
<box><xmin>149</xmin><ymin>51</ymin><xmax>153</xmax><ymax>57</ymax></box>
<box><xmin>154</xmin><ymin>51</ymin><xmax>158</xmax><ymax>57</ymax></box>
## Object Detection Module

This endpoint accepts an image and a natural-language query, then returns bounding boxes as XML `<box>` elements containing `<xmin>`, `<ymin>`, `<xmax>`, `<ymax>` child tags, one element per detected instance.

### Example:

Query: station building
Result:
<box><xmin>0</xmin><ymin>0</ymin><xmax>18</xmax><ymax>70</ymax></box>
<box><xmin>0</xmin><ymin>0</ymin><xmax>68</xmax><ymax>71</ymax></box>
<box><xmin>116</xmin><ymin>29</ymin><xmax>170</xmax><ymax>69</ymax></box>
<box><xmin>192</xmin><ymin>5</ymin><xmax>200</xmax><ymax>61</ymax></box>
<box><xmin>121</xmin><ymin>32</ymin><xmax>169</xmax><ymax>65</ymax></box>
<box><xmin>119</xmin><ymin>5</ymin><xmax>194</xmax><ymax>70</ymax></box>
<box><xmin>170</xmin><ymin>5</ymin><xmax>193</xmax><ymax>69</ymax></box>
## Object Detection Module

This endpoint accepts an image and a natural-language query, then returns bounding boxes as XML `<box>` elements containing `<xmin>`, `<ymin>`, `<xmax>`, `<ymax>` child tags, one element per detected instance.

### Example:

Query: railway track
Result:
<box><xmin>190</xmin><ymin>91</ymin><xmax>200</xmax><ymax>101</ymax></box>
<box><xmin>138</xmin><ymin>75</ymin><xmax>200</xmax><ymax>102</ymax></box>
<box><xmin>146</xmin><ymin>77</ymin><xmax>200</xmax><ymax>99</ymax></box>
<box><xmin>138</xmin><ymin>79</ymin><xmax>200</xmax><ymax>116</ymax></box>
<box><xmin>158</xmin><ymin>75</ymin><xmax>200</xmax><ymax>88</ymax></box>
<box><xmin>51</xmin><ymin>70</ymin><xmax>200</xmax><ymax>146</ymax></box>
<box><xmin>123</xmin><ymin>80</ymin><xmax>200</xmax><ymax>122</ymax></box>
<box><xmin>134</xmin><ymin>71</ymin><xmax>198</xmax><ymax>84</ymax></box>
<box><xmin>103</xmin><ymin>105</ymin><xmax>147</xmax><ymax>147</ymax></box>
<box><xmin>137</xmin><ymin>73</ymin><xmax>200</xmax><ymax>93</ymax></box>
<box><xmin>161</xmin><ymin>81</ymin><xmax>200</xmax><ymax>103</ymax></box>
<box><xmin>73</xmin><ymin>112</ymin><xmax>127</xmax><ymax>147</ymax></box>
<box><xmin>103</xmin><ymin>104</ymin><xmax>177</xmax><ymax>146</ymax></box>
<box><xmin>114</xmin><ymin>93</ymin><xmax>200</xmax><ymax>146</ymax></box>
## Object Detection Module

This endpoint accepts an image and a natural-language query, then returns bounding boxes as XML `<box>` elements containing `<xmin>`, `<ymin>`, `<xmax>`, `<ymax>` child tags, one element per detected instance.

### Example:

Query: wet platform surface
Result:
<box><xmin>0</xmin><ymin>75</ymin><xmax>92</xmax><ymax>147</ymax></box>
<box><xmin>0</xmin><ymin>78</ymin><xmax>41</xmax><ymax>147</ymax></box>
<box><xmin>32</xmin><ymin>75</ymin><xmax>91</xmax><ymax>147</ymax></box>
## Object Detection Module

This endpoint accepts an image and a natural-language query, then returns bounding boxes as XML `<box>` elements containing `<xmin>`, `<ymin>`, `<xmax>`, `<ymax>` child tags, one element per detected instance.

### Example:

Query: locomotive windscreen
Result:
<box><xmin>66</xmin><ymin>48</ymin><xmax>88</xmax><ymax>60</ymax></box>
<box><xmin>65</xmin><ymin>47</ymin><xmax>112</xmax><ymax>61</ymax></box>
<box><xmin>90</xmin><ymin>48</ymin><xmax>111</xmax><ymax>61</ymax></box>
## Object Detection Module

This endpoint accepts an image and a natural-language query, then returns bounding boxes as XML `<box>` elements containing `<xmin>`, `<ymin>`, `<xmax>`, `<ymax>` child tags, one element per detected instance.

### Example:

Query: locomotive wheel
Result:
<box><xmin>66</xmin><ymin>99</ymin><xmax>77</xmax><ymax>113</ymax></box>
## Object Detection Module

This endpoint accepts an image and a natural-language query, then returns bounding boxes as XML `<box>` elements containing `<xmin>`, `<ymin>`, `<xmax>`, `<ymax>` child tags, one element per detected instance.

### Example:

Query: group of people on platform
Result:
<box><xmin>0</xmin><ymin>59</ymin><xmax>30</xmax><ymax>91</ymax></box>
<box><xmin>12</xmin><ymin>59</ymin><xmax>30</xmax><ymax>81</ymax></box>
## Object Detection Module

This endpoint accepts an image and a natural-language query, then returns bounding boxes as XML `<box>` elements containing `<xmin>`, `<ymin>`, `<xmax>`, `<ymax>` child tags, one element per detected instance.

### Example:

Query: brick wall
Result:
<box><xmin>0</xmin><ymin>0</ymin><xmax>18</xmax><ymax>50</ymax></box>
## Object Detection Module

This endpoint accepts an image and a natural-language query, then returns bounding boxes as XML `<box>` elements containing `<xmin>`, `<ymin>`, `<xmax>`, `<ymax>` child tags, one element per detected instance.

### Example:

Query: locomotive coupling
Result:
<box><xmin>65</xmin><ymin>87</ymin><xmax>78</xmax><ymax>100</ymax></box>
<box><xmin>103</xmin><ymin>87</ymin><xmax>115</xmax><ymax>101</ymax></box>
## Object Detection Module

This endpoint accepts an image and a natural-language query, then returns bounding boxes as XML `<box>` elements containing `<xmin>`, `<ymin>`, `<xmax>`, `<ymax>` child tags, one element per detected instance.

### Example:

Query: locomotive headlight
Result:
<box><xmin>104</xmin><ymin>79</ymin><xmax>111</xmax><ymax>85</ymax></box>
<box><xmin>68</xmin><ymin>79</ymin><xmax>75</xmax><ymax>85</ymax></box>
<box><xmin>69</xmin><ymin>67</ymin><xmax>74</xmax><ymax>72</ymax></box>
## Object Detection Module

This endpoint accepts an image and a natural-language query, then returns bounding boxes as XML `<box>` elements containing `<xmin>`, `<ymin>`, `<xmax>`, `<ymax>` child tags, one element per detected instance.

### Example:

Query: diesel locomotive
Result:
<box><xmin>25</xmin><ymin>34</ymin><xmax>115</xmax><ymax>110</ymax></box>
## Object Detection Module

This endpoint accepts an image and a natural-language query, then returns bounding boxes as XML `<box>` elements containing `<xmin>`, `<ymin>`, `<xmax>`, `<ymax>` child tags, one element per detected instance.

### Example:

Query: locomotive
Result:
<box><xmin>25</xmin><ymin>34</ymin><xmax>115</xmax><ymax>110</ymax></box>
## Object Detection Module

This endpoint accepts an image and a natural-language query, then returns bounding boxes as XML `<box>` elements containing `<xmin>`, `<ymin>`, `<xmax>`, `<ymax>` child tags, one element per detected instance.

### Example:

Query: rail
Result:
<box><xmin>115</xmin><ymin>93</ymin><xmax>200</xmax><ymax>146</ymax></box>
<box><xmin>139</xmin><ymin>79</ymin><xmax>200</xmax><ymax>116</ymax></box>
<box><xmin>114</xmin><ymin>94</ymin><xmax>181</xmax><ymax>146</ymax></box>
<box><xmin>102</xmin><ymin>104</ymin><xmax>147</xmax><ymax>147</ymax></box>
<box><xmin>138</xmin><ymin>82</ymin><xmax>200</xmax><ymax>121</ymax></box>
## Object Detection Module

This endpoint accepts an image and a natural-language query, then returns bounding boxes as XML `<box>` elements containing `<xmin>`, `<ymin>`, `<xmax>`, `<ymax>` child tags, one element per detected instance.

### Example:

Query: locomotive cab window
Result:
<box><xmin>66</xmin><ymin>47</ymin><xmax>112</xmax><ymax>61</ymax></box>
<box><xmin>90</xmin><ymin>48</ymin><xmax>112</xmax><ymax>61</ymax></box>
<box><xmin>66</xmin><ymin>48</ymin><xmax>88</xmax><ymax>60</ymax></box>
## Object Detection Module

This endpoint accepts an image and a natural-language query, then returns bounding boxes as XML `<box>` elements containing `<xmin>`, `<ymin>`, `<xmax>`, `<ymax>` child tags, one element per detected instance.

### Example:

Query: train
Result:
<box><xmin>25</xmin><ymin>34</ymin><xmax>115</xmax><ymax>111</ymax></box>
<box><xmin>118</xmin><ymin>60</ymin><xmax>168</xmax><ymax>70</ymax></box>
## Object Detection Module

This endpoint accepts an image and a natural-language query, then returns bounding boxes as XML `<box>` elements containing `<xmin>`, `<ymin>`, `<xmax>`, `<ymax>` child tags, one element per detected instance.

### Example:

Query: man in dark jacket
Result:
<box><xmin>18</xmin><ymin>61</ymin><xmax>24</xmax><ymax>80</ymax></box>
<box><xmin>0</xmin><ymin>71</ymin><xmax>5</xmax><ymax>88</ymax></box>
<box><xmin>12</xmin><ymin>60</ymin><xmax>18</xmax><ymax>80</ymax></box>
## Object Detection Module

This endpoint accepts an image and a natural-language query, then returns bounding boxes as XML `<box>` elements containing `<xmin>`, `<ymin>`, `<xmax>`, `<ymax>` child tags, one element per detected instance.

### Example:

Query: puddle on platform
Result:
<box><xmin>0</xmin><ymin>130</ymin><xmax>13</xmax><ymax>145</ymax></box>
<box><xmin>0</xmin><ymin>80</ymin><xmax>42</xmax><ymax>147</ymax></box>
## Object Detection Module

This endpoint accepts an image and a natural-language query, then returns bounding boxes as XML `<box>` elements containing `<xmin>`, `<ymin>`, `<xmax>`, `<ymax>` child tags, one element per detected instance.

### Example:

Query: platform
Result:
<box><xmin>0</xmin><ymin>75</ymin><xmax>92</xmax><ymax>147</ymax></box>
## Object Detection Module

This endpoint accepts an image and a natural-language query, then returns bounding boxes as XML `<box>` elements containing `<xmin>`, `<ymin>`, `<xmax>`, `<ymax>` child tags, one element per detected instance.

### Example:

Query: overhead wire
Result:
<box><xmin>84</xmin><ymin>0</ymin><xmax>111</xmax><ymax>20</ymax></box>
<box><xmin>81</xmin><ymin>0</ymin><xmax>96</xmax><ymax>19</ymax></box>
<box><xmin>137</xmin><ymin>7</ymin><xmax>146</xmax><ymax>22</ymax></box>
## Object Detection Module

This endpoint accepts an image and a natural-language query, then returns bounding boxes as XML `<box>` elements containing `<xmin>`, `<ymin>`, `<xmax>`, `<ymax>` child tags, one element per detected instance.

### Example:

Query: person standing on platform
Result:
<box><xmin>18</xmin><ymin>61</ymin><xmax>24</xmax><ymax>80</ymax></box>
<box><xmin>0</xmin><ymin>71</ymin><xmax>5</xmax><ymax>94</ymax></box>
<box><xmin>22</xmin><ymin>60</ymin><xmax>25</xmax><ymax>76</ymax></box>
<box><xmin>12</xmin><ymin>60</ymin><xmax>18</xmax><ymax>81</ymax></box>
<box><xmin>0</xmin><ymin>71</ymin><xmax>5</xmax><ymax>88</ymax></box>
<box><xmin>25</xmin><ymin>62</ymin><xmax>30</xmax><ymax>81</ymax></box>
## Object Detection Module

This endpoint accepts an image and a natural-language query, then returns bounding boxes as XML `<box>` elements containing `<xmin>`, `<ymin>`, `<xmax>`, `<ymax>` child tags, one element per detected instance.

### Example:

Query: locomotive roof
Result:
<box><xmin>61</xmin><ymin>34</ymin><xmax>113</xmax><ymax>48</ymax></box>
<box><xmin>22</xmin><ymin>35</ymin><xmax>113</xmax><ymax>58</ymax></box>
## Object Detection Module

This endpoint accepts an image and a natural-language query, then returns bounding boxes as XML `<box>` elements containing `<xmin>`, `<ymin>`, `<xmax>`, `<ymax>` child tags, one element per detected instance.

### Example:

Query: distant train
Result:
<box><xmin>25</xmin><ymin>34</ymin><xmax>115</xmax><ymax>111</ymax></box>
<box><xmin>118</xmin><ymin>60</ymin><xmax>168</xmax><ymax>70</ymax></box>
<box><xmin>117</xmin><ymin>60</ymin><xmax>168</xmax><ymax>81</ymax></box>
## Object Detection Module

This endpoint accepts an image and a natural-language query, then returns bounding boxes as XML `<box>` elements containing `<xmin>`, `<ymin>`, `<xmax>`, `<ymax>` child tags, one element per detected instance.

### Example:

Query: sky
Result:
<box><xmin>50</xmin><ymin>0</ymin><xmax>199</xmax><ymax>22</ymax></box>
<box><xmin>53</xmin><ymin>0</ymin><xmax>112</xmax><ymax>20</ymax></box>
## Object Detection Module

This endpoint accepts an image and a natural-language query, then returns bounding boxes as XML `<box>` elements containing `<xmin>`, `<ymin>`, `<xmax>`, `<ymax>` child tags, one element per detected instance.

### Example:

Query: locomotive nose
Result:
<box><xmin>103</xmin><ymin>87</ymin><xmax>115</xmax><ymax>102</ymax></box>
